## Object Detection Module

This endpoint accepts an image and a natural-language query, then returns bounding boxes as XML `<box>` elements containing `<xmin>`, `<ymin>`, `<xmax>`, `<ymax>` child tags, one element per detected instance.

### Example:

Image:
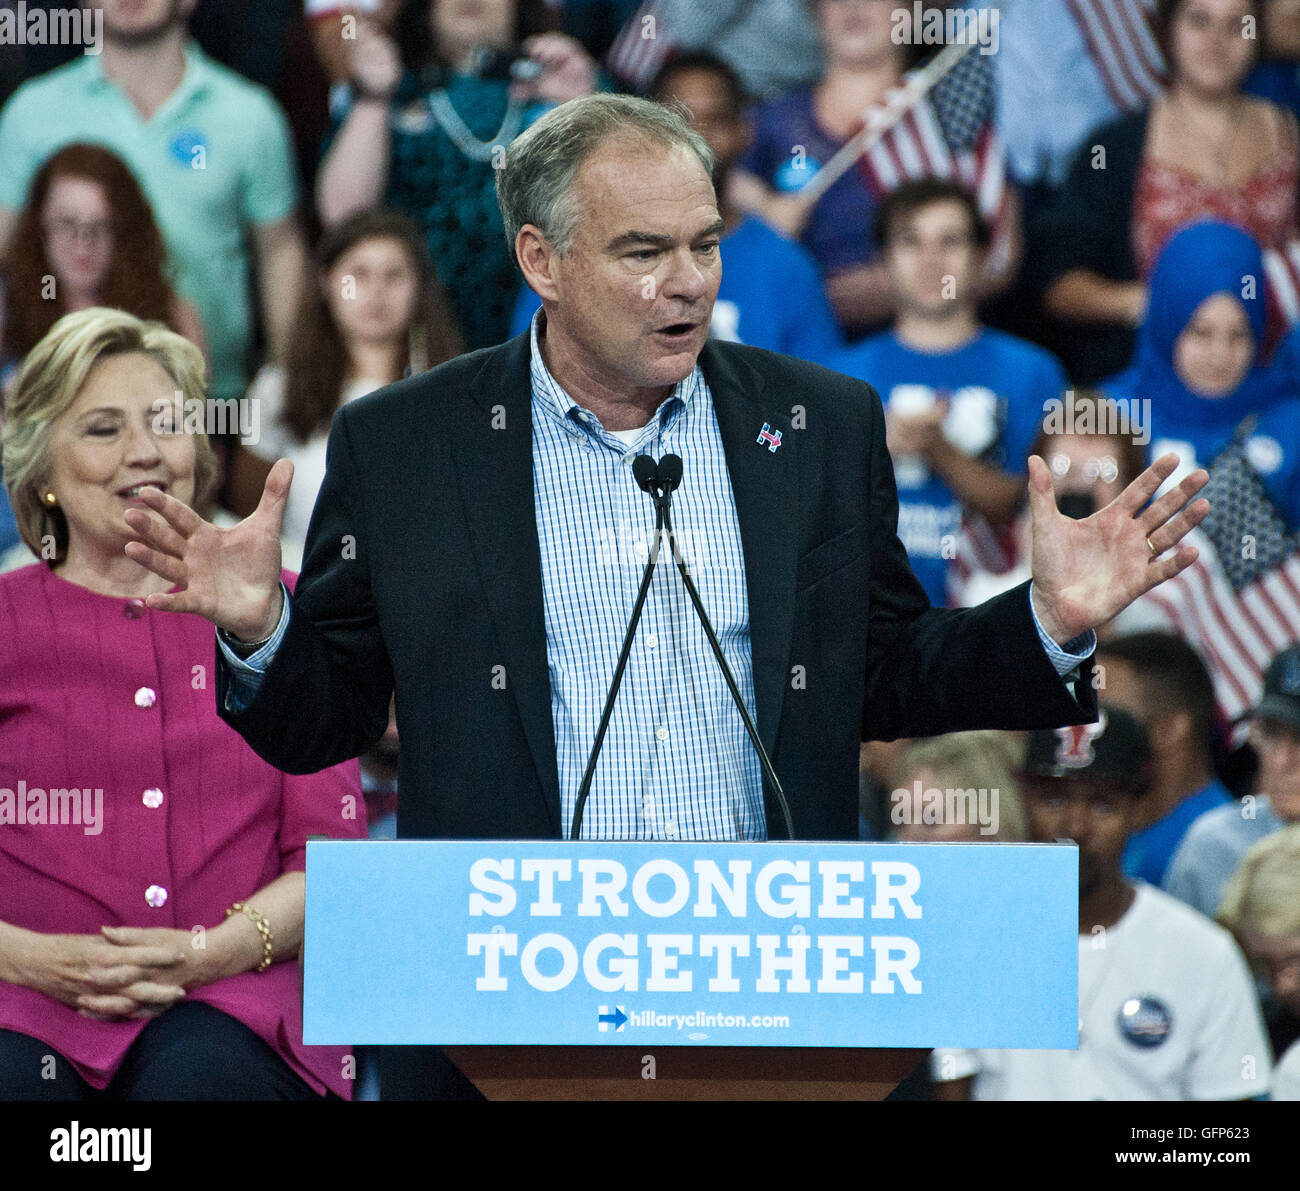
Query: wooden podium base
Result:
<box><xmin>442</xmin><ymin>1046</ymin><xmax>929</xmax><ymax>1100</ymax></box>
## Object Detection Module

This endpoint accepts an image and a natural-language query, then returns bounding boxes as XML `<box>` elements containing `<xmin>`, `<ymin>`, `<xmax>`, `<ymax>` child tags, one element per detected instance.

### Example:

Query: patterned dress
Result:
<box><xmin>379</xmin><ymin>73</ymin><xmax>546</xmax><ymax>350</ymax></box>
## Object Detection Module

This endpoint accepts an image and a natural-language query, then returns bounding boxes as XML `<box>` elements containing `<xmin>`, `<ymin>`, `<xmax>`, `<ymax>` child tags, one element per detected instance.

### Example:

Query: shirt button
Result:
<box><xmin>134</xmin><ymin>687</ymin><xmax>157</xmax><ymax>709</ymax></box>
<box><xmin>144</xmin><ymin>884</ymin><xmax>168</xmax><ymax>909</ymax></box>
<box><xmin>655</xmin><ymin>724</ymin><xmax>669</xmax><ymax>742</ymax></box>
<box><xmin>123</xmin><ymin>599</ymin><xmax>146</xmax><ymax>619</ymax></box>
<box><xmin>142</xmin><ymin>787</ymin><xmax>164</xmax><ymax>809</ymax></box>
<box><xmin>665</xmin><ymin>819</ymin><xmax>679</xmax><ymax>837</ymax></box>
<box><xmin>646</xmin><ymin>632</ymin><xmax>659</xmax><ymax>649</ymax></box>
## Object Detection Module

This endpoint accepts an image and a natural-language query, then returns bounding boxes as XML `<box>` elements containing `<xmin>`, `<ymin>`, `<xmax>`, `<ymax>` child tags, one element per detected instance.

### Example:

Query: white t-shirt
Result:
<box><xmin>932</xmin><ymin>883</ymin><xmax>1272</xmax><ymax>1100</ymax></box>
<box><xmin>245</xmin><ymin>365</ymin><xmax>386</xmax><ymax>571</ymax></box>
<box><xmin>1274</xmin><ymin>1041</ymin><xmax>1300</xmax><ymax>1100</ymax></box>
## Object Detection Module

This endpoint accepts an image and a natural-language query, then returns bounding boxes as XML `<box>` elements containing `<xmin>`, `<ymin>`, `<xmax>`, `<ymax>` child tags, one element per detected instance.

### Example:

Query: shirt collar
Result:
<box><xmin>85</xmin><ymin>39</ymin><xmax>212</xmax><ymax>109</ymax></box>
<box><xmin>527</xmin><ymin>307</ymin><xmax>700</xmax><ymax>446</ymax></box>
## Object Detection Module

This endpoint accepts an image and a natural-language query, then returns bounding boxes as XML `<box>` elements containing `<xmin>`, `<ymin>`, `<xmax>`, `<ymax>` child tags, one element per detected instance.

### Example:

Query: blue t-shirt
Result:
<box><xmin>832</xmin><ymin>328</ymin><xmax>1067</xmax><ymax>605</ymax></box>
<box><xmin>739</xmin><ymin>86</ymin><xmax>877</xmax><ymax>279</ymax></box>
<box><xmin>1142</xmin><ymin>395</ymin><xmax>1300</xmax><ymax>532</ymax></box>
<box><xmin>509</xmin><ymin>215</ymin><xmax>843</xmax><ymax>364</ymax></box>
<box><xmin>1272</xmin><ymin>321</ymin><xmax>1300</xmax><ymax>392</ymax></box>
<box><xmin>1123</xmin><ymin>778</ymin><xmax>1233</xmax><ymax>889</ymax></box>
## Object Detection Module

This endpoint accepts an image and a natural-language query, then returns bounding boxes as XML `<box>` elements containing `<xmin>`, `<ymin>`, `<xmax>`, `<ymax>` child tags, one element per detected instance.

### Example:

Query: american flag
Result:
<box><xmin>1264</xmin><ymin>242</ymin><xmax>1300</xmax><ymax>329</ymax></box>
<box><xmin>605</xmin><ymin>0</ymin><xmax>676</xmax><ymax>93</ymax></box>
<box><xmin>1141</xmin><ymin>438</ymin><xmax>1300</xmax><ymax>728</ymax></box>
<box><xmin>1064</xmin><ymin>0</ymin><xmax>1167</xmax><ymax>112</ymax></box>
<box><xmin>856</xmin><ymin>48</ymin><xmax>1015</xmax><ymax>278</ymax></box>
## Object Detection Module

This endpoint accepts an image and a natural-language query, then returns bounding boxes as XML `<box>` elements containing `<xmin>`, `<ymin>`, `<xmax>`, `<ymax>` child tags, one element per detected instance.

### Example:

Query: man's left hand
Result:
<box><xmin>1028</xmin><ymin>452</ymin><xmax>1209</xmax><ymax>644</ymax></box>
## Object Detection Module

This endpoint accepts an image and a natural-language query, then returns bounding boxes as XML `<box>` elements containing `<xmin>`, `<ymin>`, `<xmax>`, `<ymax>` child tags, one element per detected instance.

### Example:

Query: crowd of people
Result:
<box><xmin>1</xmin><ymin>0</ymin><xmax>1300</xmax><ymax>1101</ymax></box>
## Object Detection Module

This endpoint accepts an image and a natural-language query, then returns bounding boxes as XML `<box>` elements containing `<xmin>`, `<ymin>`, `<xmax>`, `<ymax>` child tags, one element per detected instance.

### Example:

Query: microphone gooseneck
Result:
<box><xmin>655</xmin><ymin>455</ymin><xmax>796</xmax><ymax>841</ymax></box>
<box><xmin>569</xmin><ymin>455</ymin><xmax>667</xmax><ymax>840</ymax></box>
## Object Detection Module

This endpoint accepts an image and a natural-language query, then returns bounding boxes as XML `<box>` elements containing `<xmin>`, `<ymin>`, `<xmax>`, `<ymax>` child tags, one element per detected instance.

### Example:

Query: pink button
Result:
<box><xmin>124</xmin><ymin>599</ymin><xmax>146</xmax><ymax>619</ymax></box>
<box><xmin>144</xmin><ymin>884</ymin><xmax>168</xmax><ymax>908</ymax></box>
<box><xmin>134</xmin><ymin>687</ymin><xmax>157</xmax><ymax>708</ymax></box>
<box><xmin>142</xmin><ymin>787</ymin><xmax>164</xmax><ymax>809</ymax></box>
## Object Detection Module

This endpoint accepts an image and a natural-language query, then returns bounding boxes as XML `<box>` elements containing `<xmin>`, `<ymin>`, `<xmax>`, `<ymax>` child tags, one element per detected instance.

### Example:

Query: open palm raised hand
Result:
<box><xmin>122</xmin><ymin>459</ymin><xmax>293</xmax><ymax>643</ymax></box>
<box><xmin>1028</xmin><ymin>452</ymin><xmax>1210</xmax><ymax>644</ymax></box>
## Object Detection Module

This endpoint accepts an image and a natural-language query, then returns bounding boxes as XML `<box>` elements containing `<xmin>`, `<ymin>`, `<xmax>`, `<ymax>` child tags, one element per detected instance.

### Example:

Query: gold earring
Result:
<box><xmin>43</xmin><ymin>491</ymin><xmax>57</xmax><ymax>506</ymax></box>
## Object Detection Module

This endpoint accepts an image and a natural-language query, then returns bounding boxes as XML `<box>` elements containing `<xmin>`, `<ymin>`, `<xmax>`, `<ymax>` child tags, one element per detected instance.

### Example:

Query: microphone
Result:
<box><xmin>569</xmin><ymin>455</ymin><xmax>667</xmax><ymax>840</ymax></box>
<box><xmin>655</xmin><ymin>454</ymin><xmax>796</xmax><ymax>840</ymax></box>
<box><xmin>633</xmin><ymin>453</ymin><xmax>659</xmax><ymax>496</ymax></box>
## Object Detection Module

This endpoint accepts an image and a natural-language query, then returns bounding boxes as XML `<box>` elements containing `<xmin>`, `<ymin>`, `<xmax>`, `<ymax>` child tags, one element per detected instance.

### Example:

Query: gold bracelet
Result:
<box><xmin>225</xmin><ymin>901</ymin><xmax>273</xmax><ymax>973</ymax></box>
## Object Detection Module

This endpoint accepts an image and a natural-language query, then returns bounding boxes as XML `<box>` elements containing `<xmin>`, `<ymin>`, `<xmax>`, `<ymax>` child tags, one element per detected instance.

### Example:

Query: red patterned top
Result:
<box><xmin>1133</xmin><ymin>129</ymin><xmax>1300</xmax><ymax>277</ymax></box>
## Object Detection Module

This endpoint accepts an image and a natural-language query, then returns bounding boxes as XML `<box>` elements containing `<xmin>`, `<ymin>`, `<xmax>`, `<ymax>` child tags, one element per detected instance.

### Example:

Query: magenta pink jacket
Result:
<box><xmin>0</xmin><ymin>563</ymin><xmax>365</xmax><ymax>1098</ymax></box>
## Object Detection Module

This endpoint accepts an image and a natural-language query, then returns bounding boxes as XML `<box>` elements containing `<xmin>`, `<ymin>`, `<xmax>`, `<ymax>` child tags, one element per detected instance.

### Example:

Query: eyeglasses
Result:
<box><xmin>43</xmin><ymin>217</ymin><xmax>113</xmax><ymax>246</ymax></box>
<box><xmin>1049</xmin><ymin>454</ymin><xmax>1119</xmax><ymax>484</ymax></box>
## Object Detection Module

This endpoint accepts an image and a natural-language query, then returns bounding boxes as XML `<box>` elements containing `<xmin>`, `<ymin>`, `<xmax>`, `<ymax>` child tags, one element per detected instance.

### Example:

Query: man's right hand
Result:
<box><xmin>123</xmin><ymin>459</ymin><xmax>293</xmax><ymax>643</ymax></box>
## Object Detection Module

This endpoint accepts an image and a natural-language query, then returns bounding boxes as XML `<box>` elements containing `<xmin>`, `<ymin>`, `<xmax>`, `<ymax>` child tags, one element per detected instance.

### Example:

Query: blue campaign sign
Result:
<box><xmin>303</xmin><ymin>840</ymin><xmax>1078</xmax><ymax>1048</ymax></box>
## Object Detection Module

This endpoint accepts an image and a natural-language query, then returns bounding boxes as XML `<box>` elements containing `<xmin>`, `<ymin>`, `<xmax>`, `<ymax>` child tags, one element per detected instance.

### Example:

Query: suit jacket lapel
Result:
<box><xmin>451</xmin><ymin>335</ymin><xmax>562</xmax><ymax>834</ymax></box>
<box><xmin>699</xmin><ymin>341</ymin><xmax>799</xmax><ymax>765</ymax></box>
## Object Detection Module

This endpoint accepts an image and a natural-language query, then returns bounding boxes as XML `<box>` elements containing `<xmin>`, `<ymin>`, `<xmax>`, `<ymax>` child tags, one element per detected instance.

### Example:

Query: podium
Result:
<box><xmin>304</xmin><ymin>839</ymin><xmax>1078</xmax><ymax>1100</ymax></box>
<box><xmin>442</xmin><ymin>1043</ymin><xmax>930</xmax><ymax>1100</ymax></box>
<box><xmin>441</xmin><ymin>1044</ymin><xmax>928</xmax><ymax>1100</ymax></box>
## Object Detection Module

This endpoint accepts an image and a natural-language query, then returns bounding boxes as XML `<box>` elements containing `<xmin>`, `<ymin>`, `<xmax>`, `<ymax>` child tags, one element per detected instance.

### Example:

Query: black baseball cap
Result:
<box><xmin>1253</xmin><ymin>643</ymin><xmax>1300</xmax><ymax>731</ymax></box>
<box><xmin>1021</xmin><ymin>706</ymin><xmax>1153</xmax><ymax>793</ymax></box>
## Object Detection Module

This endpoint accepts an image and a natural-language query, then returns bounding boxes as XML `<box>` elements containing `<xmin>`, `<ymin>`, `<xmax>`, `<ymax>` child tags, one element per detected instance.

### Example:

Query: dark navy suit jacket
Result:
<box><xmin>217</xmin><ymin>332</ymin><xmax>1096</xmax><ymax>840</ymax></box>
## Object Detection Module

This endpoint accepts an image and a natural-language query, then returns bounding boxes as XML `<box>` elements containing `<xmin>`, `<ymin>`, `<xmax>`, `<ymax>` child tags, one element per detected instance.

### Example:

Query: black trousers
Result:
<box><xmin>0</xmin><ymin>1002</ymin><xmax>324</xmax><ymax>1101</ymax></box>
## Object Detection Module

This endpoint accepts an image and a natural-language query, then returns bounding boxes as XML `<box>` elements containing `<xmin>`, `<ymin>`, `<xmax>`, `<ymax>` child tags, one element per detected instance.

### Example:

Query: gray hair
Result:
<box><xmin>495</xmin><ymin>93</ymin><xmax>715</xmax><ymax>256</ymax></box>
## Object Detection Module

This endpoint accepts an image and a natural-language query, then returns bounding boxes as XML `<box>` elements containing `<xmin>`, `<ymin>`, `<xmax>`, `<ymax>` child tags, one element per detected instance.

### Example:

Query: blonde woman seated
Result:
<box><xmin>0</xmin><ymin>309</ymin><xmax>365</xmax><ymax>1101</ymax></box>
<box><xmin>886</xmin><ymin>731</ymin><xmax>1027</xmax><ymax>843</ymax></box>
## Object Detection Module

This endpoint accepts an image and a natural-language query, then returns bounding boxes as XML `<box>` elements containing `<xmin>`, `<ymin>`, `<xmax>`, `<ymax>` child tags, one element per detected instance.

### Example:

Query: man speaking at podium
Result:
<box><xmin>123</xmin><ymin>94</ymin><xmax>1207</xmax><ymax>1093</ymax></box>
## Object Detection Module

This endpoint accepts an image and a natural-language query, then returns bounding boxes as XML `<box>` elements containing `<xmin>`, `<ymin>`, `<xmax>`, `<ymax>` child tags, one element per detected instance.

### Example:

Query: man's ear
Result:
<box><xmin>1151</xmin><ymin>710</ymin><xmax>1191</xmax><ymax>757</ymax></box>
<box><xmin>516</xmin><ymin>225</ymin><xmax>561</xmax><ymax>304</ymax></box>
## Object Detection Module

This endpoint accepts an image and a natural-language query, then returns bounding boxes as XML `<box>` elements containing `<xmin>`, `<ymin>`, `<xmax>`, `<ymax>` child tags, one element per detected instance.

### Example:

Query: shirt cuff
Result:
<box><xmin>217</xmin><ymin>583</ymin><xmax>291</xmax><ymax>711</ymax></box>
<box><xmin>1028</xmin><ymin>582</ymin><xmax>1096</xmax><ymax>677</ymax></box>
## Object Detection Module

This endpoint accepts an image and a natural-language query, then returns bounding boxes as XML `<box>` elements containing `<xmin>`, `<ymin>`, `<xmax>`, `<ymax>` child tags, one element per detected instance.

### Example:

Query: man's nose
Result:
<box><xmin>1062</xmin><ymin>798</ymin><xmax>1093</xmax><ymax>842</ymax></box>
<box><xmin>661</xmin><ymin>248</ymin><xmax>710</xmax><ymax>302</ymax></box>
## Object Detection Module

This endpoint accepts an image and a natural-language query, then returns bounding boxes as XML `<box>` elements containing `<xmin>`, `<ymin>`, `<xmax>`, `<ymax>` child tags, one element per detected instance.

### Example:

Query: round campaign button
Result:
<box><xmin>1117</xmin><ymin>996</ymin><xmax>1172</xmax><ymax>1048</ymax></box>
<box><xmin>169</xmin><ymin>130</ymin><xmax>206</xmax><ymax>167</ymax></box>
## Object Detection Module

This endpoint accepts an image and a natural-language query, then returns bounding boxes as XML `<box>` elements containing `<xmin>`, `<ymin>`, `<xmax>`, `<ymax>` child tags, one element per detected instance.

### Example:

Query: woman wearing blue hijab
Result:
<box><xmin>1104</xmin><ymin>220</ymin><xmax>1300</xmax><ymax>531</ymax></box>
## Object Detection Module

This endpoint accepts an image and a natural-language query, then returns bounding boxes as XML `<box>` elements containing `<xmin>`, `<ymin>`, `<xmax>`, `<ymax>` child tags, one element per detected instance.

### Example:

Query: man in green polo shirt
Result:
<box><xmin>0</xmin><ymin>0</ymin><xmax>305</xmax><ymax>419</ymax></box>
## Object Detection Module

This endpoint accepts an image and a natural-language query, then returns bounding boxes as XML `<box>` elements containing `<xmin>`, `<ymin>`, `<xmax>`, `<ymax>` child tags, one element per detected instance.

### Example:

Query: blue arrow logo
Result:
<box><xmin>597</xmin><ymin>1006</ymin><xmax>628</xmax><ymax>1032</ymax></box>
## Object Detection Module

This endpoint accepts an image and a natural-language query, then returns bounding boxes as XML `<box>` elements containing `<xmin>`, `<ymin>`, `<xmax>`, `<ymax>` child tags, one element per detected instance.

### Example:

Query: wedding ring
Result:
<box><xmin>1146</xmin><ymin>536</ymin><xmax>1158</xmax><ymax>556</ymax></box>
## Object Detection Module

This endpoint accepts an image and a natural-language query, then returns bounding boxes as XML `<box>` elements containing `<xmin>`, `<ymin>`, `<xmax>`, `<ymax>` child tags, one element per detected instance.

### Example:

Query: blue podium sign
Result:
<box><xmin>303</xmin><ymin>840</ymin><xmax>1078</xmax><ymax>1048</ymax></box>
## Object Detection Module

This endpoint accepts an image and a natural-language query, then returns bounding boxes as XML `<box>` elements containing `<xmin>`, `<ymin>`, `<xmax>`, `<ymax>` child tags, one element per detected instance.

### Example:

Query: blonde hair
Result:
<box><xmin>891</xmin><ymin>731</ymin><xmax>1028</xmax><ymax>841</ymax></box>
<box><xmin>1</xmin><ymin>307</ymin><xmax>214</xmax><ymax>562</ymax></box>
<box><xmin>1217</xmin><ymin>824</ymin><xmax>1300</xmax><ymax>937</ymax></box>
